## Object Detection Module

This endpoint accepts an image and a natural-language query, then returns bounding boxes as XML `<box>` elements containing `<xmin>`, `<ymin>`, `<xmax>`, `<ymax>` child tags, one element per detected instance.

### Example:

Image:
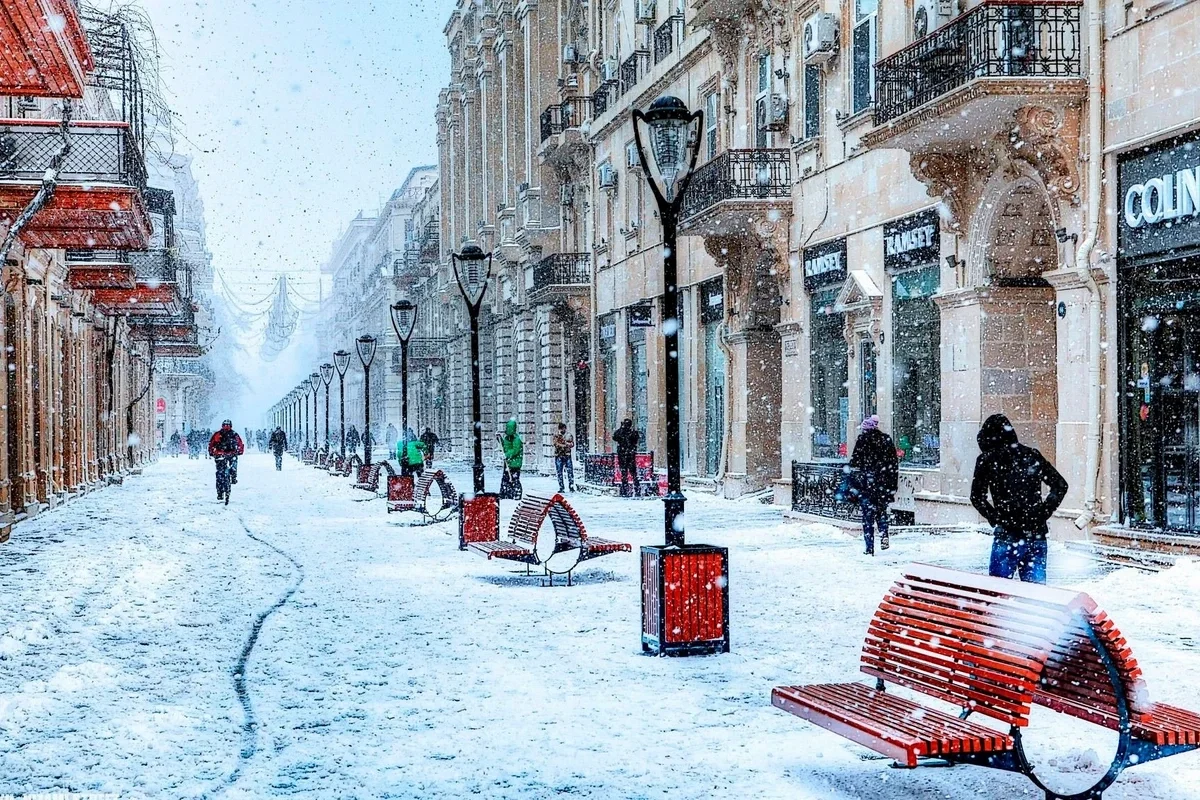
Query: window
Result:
<box><xmin>891</xmin><ymin>265</ymin><xmax>941</xmax><ymax>466</ymax></box>
<box><xmin>803</xmin><ymin>64</ymin><xmax>821</xmax><ymax>140</ymax></box>
<box><xmin>704</xmin><ymin>91</ymin><xmax>719</xmax><ymax>160</ymax></box>
<box><xmin>755</xmin><ymin>54</ymin><xmax>771</xmax><ymax>148</ymax></box>
<box><xmin>852</xmin><ymin>0</ymin><xmax>878</xmax><ymax>114</ymax></box>
<box><xmin>811</xmin><ymin>288</ymin><xmax>848</xmax><ymax>459</ymax></box>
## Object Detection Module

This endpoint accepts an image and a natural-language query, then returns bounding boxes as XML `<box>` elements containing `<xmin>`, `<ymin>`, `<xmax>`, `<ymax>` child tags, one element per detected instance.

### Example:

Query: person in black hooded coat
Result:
<box><xmin>970</xmin><ymin>413</ymin><xmax>1068</xmax><ymax>584</ymax></box>
<box><xmin>848</xmin><ymin>415</ymin><xmax>899</xmax><ymax>555</ymax></box>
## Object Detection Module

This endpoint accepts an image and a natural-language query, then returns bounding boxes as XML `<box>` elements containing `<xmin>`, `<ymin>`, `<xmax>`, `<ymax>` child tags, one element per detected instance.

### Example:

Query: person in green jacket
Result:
<box><xmin>498</xmin><ymin>418</ymin><xmax>524</xmax><ymax>499</ymax></box>
<box><xmin>396</xmin><ymin>428</ymin><xmax>427</xmax><ymax>478</ymax></box>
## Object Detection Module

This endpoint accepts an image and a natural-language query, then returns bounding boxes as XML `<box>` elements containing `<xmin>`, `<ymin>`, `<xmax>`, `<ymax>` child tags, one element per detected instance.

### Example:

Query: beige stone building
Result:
<box><xmin>428</xmin><ymin>0</ymin><xmax>1200</xmax><ymax>545</ymax></box>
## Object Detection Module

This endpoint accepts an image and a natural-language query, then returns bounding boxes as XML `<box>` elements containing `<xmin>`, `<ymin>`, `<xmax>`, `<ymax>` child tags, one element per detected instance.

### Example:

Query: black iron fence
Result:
<box><xmin>0</xmin><ymin>120</ymin><xmax>147</xmax><ymax>188</ymax></box>
<box><xmin>653</xmin><ymin>15</ymin><xmax>684</xmax><ymax>65</ymax></box>
<box><xmin>619</xmin><ymin>50</ymin><xmax>650</xmax><ymax>97</ymax></box>
<box><xmin>592</xmin><ymin>83</ymin><xmax>612</xmax><ymax>119</ymax></box>
<box><xmin>130</xmin><ymin>249</ymin><xmax>177</xmax><ymax>284</ymax></box>
<box><xmin>530</xmin><ymin>252</ymin><xmax>590</xmax><ymax>301</ymax></box>
<box><xmin>540</xmin><ymin>96</ymin><xmax>594</xmax><ymax>142</ymax></box>
<box><xmin>681</xmin><ymin>149</ymin><xmax>791</xmax><ymax>219</ymax></box>
<box><xmin>791</xmin><ymin>461</ymin><xmax>862</xmax><ymax>522</ymax></box>
<box><xmin>874</xmin><ymin>1</ymin><xmax>1082</xmax><ymax>125</ymax></box>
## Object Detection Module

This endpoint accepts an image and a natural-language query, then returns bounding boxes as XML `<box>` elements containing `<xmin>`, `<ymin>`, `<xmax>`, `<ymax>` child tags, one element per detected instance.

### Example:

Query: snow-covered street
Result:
<box><xmin>1</xmin><ymin>454</ymin><xmax>1198</xmax><ymax>799</ymax></box>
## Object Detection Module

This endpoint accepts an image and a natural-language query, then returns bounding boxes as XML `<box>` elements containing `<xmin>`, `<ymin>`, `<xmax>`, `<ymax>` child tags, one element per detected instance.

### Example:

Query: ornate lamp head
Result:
<box><xmin>632</xmin><ymin>95</ymin><xmax>703</xmax><ymax>207</ymax></box>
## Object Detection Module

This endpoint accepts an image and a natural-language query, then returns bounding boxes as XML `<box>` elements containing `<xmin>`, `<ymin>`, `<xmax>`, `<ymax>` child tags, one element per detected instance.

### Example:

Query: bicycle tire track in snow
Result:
<box><xmin>211</xmin><ymin>516</ymin><xmax>304</xmax><ymax>795</ymax></box>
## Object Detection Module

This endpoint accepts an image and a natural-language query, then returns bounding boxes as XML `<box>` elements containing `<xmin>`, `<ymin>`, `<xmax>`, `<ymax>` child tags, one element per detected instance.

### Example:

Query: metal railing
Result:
<box><xmin>65</xmin><ymin>249</ymin><xmax>130</xmax><ymax>264</ymax></box>
<box><xmin>409</xmin><ymin>337</ymin><xmax>449</xmax><ymax>363</ymax></box>
<box><xmin>874</xmin><ymin>1</ymin><xmax>1082</xmax><ymax>125</ymax></box>
<box><xmin>0</xmin><ymin>119</ymin><xmax>146</xmax><ymax>188</ymax></box>
<box><xmin>653</xmin><ymin>15</ymin><xmax>684</xmax><ymax>65</ymax></box>
<box><xmin>419</xmin><ymin>222</ymin><xmax>440</xmax><ymax>261</ymax></box>
<box><xmin>681</xmin><ymin>149</ymin><xmax>791</xmax><ymax>219</ymax></box>
<box><xmin>618</xmin><ymin>50</ymin><xmax>650</xmax><ymax>97</ymax></box>
<box><xmin>530</xmin><ymin>252</ymin><xmax>590</xmax><ymax>300</ymax></box>
<box><xmin>592</xmin><ymin>83</ymin><xmax>613</xmax><ymax>119</ymax></box>
<box><xmin>129</xmin><ymin>250</ymin><xmax>177</xmax><ymax>284</ymax></box>
<box><xmin>540</xmin><ymin>96</ymin><xmax>595</xmax><ymax>142</ymax></box>
<box><xmin>155</xmin><ymin>357</ymin><xmax>214</xmax><ymax>382</ymax></box>
<box><xmin>791</xmin><ymin>461</ymin><xmax>862</xmax><ymax>522</ymax></box>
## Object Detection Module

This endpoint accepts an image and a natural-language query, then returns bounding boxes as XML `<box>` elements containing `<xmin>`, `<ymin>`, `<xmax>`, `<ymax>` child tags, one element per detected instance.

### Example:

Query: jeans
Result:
<box><xmin>989</xmin><ymin>535</ymin><xmax>1048</xmax><ymax>584</ymax></box>
<box><xmin>860</xmin><ymin>499</ymin><xmax>889</xmax><ymax>553</ymax></box>
<box><xmin>274</xmin><ymin>453</ymin><xmax>283</xmax><ymax>471</ymax></box>
<box><xmin>618</xmin><ymin>453</ymin><xmax>640</xmax><ymax>493</ymax></box>
<box><xmin>555</xmin><ymin>456</ymin><xmax>575</xmax><ymax>491</ymax></box>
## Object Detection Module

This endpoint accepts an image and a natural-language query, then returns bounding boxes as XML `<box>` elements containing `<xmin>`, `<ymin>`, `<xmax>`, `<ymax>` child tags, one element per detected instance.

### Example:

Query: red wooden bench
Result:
<box><xmin>468</xmin><ymin>493</ymin><xmax>630</xmax><ymax>585</ymax></box>
<box><xmin>353</xmin><ymin>461</ymin><xmax>392</xmax><ymax>492</ymax></box>
<box><xmin>301</xmin><ymin>447</ymin><xmax>316</xmax><ymax>465</ymax></box>
<box><xmin>387</xmin><ymin>469</ymin><xmax>458</xmax><ymax>522</ymax></box>
<box><xmin>771</xmin><ymin>564</ymin><xmax>1200</xmax><ymax>799</ymax></box>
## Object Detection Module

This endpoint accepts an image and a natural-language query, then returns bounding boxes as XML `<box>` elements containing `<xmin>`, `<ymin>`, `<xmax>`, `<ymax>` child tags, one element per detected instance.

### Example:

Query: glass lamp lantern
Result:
<box><xmin>632</xmin><ymin>95</ymin><xmax>703</xmax><ymax>207</ymax></box>
<box><xmin>320</xmin><ymin>362</ymin><xmax>334</xmax><ymax>385</ymax></box>
<box><xmin>451</xmin><ymin>244</ymin><xmax>492</xmax><ymax>308</ymax></box>
<box><xmin>333</xmin><ymin>349</ymin><xmax>351</xmax><ymax>376</ymax></box>
<box><xmin>356</xmin><ymin>335</ymin><xmax>378</xmax><ymax>367</ymax></box>
<box><xmin>309</xmin><ymin>372</ymin><xmax>321</xmax><ymax>393</ymax></box>
<box><xmin>390</xmin><ymin>300</ymin><xmax>418</xmax><ymax>343</ymax></box>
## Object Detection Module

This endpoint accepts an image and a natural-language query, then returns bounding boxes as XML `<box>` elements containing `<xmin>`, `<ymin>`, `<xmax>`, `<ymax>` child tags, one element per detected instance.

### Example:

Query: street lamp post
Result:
<box><xmin>452</xmin><ymin>244</ymin><xmax>499</xmax><ymax>550</ymax></box>
<box><xmin>320</xmin><ymin>363</ymin><xmax>334</xmax><ymax>452</ymax></box>
<box><xmin>309</xmin><ymin>372</ymin><xmax>322</xmax><ymax>460</ymax></box>
<box><xmin>390</xmin><ymin>300</ymin><xmax>418</xmax><ymax>435</ymax></box>
<box><xmin>334</xmin><ymin>350</ymin><xmax>350</xmax><ymax>458</ymax></box>
<box><xmin>357</xmin><ymin>335</ymin><xmax>378</xmax><ymax>466</ymax></box>
<box><xmin>303</xmin><ymin>383</ymin><xmax>311</xmax><ymax>450</ymax></box>
<box><xmin>632</xmin><ymin>95</ymin><xmax>729</xmax><ymax>656</ymax></box>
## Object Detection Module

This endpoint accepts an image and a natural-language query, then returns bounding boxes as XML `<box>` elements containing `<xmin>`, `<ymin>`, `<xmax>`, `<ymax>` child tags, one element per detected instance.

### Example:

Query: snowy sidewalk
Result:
<box><xmin>0</xmin><ymin>454</ymin><xmax>1197</xmax><ymax>799</ymax></box>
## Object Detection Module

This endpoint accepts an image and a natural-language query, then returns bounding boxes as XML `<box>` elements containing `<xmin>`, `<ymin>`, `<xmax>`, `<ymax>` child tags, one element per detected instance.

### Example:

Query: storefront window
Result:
<box><xmin>892</xmin><ymin>265</ymin><xmax>941</xmax><ymax>466</ymax></box>
<box><xmin>811</xmin><ymin>288</ymin><xmax>848</xmax><ymax>459</ymax></box>
<box><xmin>859</xmin><ymin>337</ymin><xmax>877</xmax><ymax>418</ymax></box>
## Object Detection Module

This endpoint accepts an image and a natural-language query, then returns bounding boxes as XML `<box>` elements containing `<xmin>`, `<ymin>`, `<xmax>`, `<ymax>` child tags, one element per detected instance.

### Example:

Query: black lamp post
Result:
<box><xmin>390</xmin><ymin>299</ymin><xmax>418</xmax><ymax>435</ymax></box>
<box><xmin>304</xmin><ymin>383</ymin><xmax>312</xmax><ymax>449</ymax></box>
<box><xmin>452</xmin><ymin>244</ymin><xmax>492</xmax><ymax>495</ymax></box>
<box><xmin>357</xmin><ymin>335</ymin><xmax>378</xmax><ymax>465</ymax></box>
<box><xmin>334</xmin><ymin>349</ymin><xmax>350</xmax><ymax>457</ymax></box>
<box><xmin>309</xmin><ymin>372</ymin><xmax>321</xmax><ymax>457</ymax></box>
<box><xmin>633</xmin><ymin>95</ymin><xmax>729</xmax><ymax>656</ymax></box>
<box><xmin>320</xmin><ymin>363</ymin><xmax>334</xmax><ymax>451</ymax></box>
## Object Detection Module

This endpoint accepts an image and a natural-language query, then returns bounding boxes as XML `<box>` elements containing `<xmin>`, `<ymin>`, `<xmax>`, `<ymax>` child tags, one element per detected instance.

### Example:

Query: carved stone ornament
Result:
<box><xmin>909</xmin><ymin>148</ymin><xmax>994</xmax><ymax>232</ymax></box>
<box><xmin>1005</xmin><ymin>105</ymin><xmax>1081</xmax><ymax>207</ymax></box>
<box><xmin>709</xmin><ymin>19</ymin><xmax>741</xmax><ymax>95</ymax></box>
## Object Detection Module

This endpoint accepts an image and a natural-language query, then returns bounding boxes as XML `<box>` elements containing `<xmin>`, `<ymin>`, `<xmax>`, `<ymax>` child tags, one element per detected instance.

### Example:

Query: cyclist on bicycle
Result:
<box><xmin>208</xmin><ymin>420</ymin><xmax>245</xmax><ymax>501</ymax></box>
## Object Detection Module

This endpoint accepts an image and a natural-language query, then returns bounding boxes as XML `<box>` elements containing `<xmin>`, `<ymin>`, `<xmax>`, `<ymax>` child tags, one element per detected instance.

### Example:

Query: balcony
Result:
<box><xmin>618</xmin><ymin>51</ymin><xmax>650</xmax><ymax>97</ymax></box>
<box><xmin>864</xmin><ymin>1</ymin><xmax>1085</xmax><ymax>151</ymax></box>
<box><xmin>92</xmin><ymin>250</ymin><xmax>182</xmax><ymax>316</ymax></box>
<box><xmin>65</xmin><ymin>248</ymin><xmax>135</xmax><ymax>289</ymax></box>
<box><xmin>680</xmin><ymin>149</ymin><xmax>791</xmax><ymax>235</ymax></box>
<box><xmin>156</xmin><ymin>357</ymin><xmax>215</xmax><ymax>380</ymax></box>
<box><xmin>129</xmin><ymin>250</ymin><xmax>179</xmax><ymax>286</ymax></box>
<box><xmin>527</xmin><ymin>253</ymin><xmax>590</xmax><ymax>305</ymax></box>
<box><xmin>539</xmin><ymin>96</ymin><xmax>594</xmax><ymax>165</ymax></box>
<box><xmin>418</xmin><ymin>221</ymin><xmax>440</xmax><ymax>262</ymax></box>
<box><xmin>0</xmin><ymin>119</ymin><xmax>151</xmax><ymax>249</ymax></box>
<box><xmin>130</xmin><ymin>304</ymin><xmax>196</xmax><ymax>345</ymax></box>
<box><xmin>409</xmin><ymin>337</ymin><xmax>450</xmax><ymax>365</ymax></box>
<box><xmin>653</xmin><ymin>15</ymin><xmax>684</xmax><ymax>65</ymax></box>
<box><xmin>0</xmin><ymin>0</ymin><xmax>93</xmax><ymax>98</ymax></box>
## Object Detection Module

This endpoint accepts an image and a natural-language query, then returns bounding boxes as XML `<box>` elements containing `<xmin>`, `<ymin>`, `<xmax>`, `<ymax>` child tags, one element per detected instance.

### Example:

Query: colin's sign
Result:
<box><xmin>1118</xmin><ymin>131</ymin><xmax>1200</xmax><ymax>261</ymax></box>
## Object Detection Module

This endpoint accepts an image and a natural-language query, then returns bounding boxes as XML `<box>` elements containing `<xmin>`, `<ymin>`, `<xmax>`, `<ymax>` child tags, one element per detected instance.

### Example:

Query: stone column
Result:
<box><xmin>724</xmin><ymin>329</ymin><xmax>782</xmax><ymax>495</ymax></box>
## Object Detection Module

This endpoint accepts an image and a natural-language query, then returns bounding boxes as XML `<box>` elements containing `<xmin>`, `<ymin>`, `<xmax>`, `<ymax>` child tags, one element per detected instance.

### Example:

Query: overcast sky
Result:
<box><xmin>139</xmin><ymin>0</ymin><xmax>447</xmax><ymax>421</ymax></box>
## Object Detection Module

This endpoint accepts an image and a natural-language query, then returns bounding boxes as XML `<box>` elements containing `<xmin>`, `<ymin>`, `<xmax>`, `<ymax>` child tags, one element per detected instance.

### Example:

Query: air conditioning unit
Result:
<box><xmin>803</xmin><ymin>13</ymin><xmax>838</xmax><ymax>63</ymax></box>
<box><xmin>626</xmin><ymin>141</ymin><xmax>642</xmax><ymax>169</ymax></box>
<box><xmin>912</xmin><ymin>0</ymin><xmax>955</xmax><ymax>39</ymax></box>
<box><xmin>636</xmin><ymin>0</ymin><xmax>657</xmax><ymax>23</ymax></box>
<box><xmin>560</xmin><ymin>183</ymin><xmax>574</xmax><ymax>206</ymax></box>
<box><xmin>765</xmin><ymin>95</ymin><xmax>789</xmax><ymax>131</ymax></box>
<box><xmin>598</xmin><ymin>163</ymin><xmax>617</xmax><ymax>190</ymax></box>
<box><xmin>602</xmin><ymin>58</ymin><xmax>619</xmax><ymax>83</ymax></box>
<box><xmin>563</xmin><ymin>44</ymin><xmax>579</xmax><ymax>64</ymax></box>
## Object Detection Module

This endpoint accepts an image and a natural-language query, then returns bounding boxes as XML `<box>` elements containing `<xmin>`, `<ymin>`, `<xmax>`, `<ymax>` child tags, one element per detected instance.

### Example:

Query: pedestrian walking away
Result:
<box><xmin>847</xmin><ymin>415</ymin><xmax>899</xmax><ymax>556</ymax></box>
<box><xmin>168</xmin><ymin>430</ymin><xmax>181</xmax><ymax>457</ymax></box>
<box><xmin>397</xmin><ymin>428</ymin><xmax>427</xmax><ymax>478</ymax></box>
<box><xmin>498</xmin><ymin>419</ymin><xmax>524</xmax><ymax>499</ymax></box>
<box><xmin>420</xmin><ymin>426</ymin><xmax>439</xmax><ymax>467</ymax></box>
<box><xmin>613</xmin><ymin>418</ymin><xmax>640</xmax><ymax>496</ymax></box>
<box><xmin>268</xmin><ymin>425</ymin><xmax>288</xmax><ymax>471</ymax></box>
<box><xmin>970</xmin><ymin>413</ymin><xmax>1068</xmax><ymax>584</ymax></box>
<box><xmin>208</xmin><ymin>420</ymin><xmax>246</xmax><ymax>504</ymax></box>
<box><xmin>553</xmin><ymin>422</ymin><xmax>576</xmax><ymax>492</ymax></box>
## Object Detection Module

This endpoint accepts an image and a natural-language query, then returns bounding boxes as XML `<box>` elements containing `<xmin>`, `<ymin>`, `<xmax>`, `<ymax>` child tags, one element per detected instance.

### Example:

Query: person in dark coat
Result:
<box><xmin>346</xmin><ymin>425</ymin><xmax>361</xmax><ymax>458</ymax></box>
<box><xmin>268</xmin><ymin>426</ymin><xmax>288</xmax><ymax>471</ymax></box>
<box><xmin>970</xmin><ymin>413</ymin><xmax>1068</xmax><ymax>584</ymax></box>
<box><xmin>420</xmin><ymin>427</ymin><xmax>439</xmax><ymax>467</ymax></box>
<box><xmin>848</xmin><ymin>415</ymin><xmax>899</xmax><ymax>555</ymax></box>
<box><xmin>613</xmin><ymin>418</ymin><xmax>640</xmax><ymax>496</ymax></box>
<box><xmin>168</xmin><ymin>430</ymin><xmax>181</xmax><ymax>457</ymax></box>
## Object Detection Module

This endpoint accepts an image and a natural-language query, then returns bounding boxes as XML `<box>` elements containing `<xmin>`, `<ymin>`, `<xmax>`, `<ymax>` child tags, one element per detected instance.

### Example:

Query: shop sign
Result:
<box><xmin>883</xmin><ymin>208</ymin><xmax>940</xmax><ymax>271</ymax></box>
<box><xmin>155</xmin><ymin>397</ymin><xmax>166</xmax><ymax>414</ymax></box>
<box><xmin>700</xmin><ymin>277</ymin><xmax>724</xmax><ymax>324</ymax></box>
<box><xmin>628</xmin><ymin>303</ymin><xmax>654</xmax><ymax>328</ymax></box>
<box><xmin>599</xmin><ymin>314</ymin><xmax>617</xmax><ymax>343</ymax></box>
<box><xmin>803</xmin><ymin>237</ymin><xmax>847</xmax><ymax>290</ymax></box>
<box><xmin>1119</xmin><ymin>130</ymin><xmax>1200</xmax><ymax>261</ymax></box>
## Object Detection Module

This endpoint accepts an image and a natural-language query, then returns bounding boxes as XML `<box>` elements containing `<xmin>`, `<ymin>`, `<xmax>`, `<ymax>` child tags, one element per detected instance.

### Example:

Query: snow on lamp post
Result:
<box><xmin>309</xmin><ymin>372</ymin><xmax>321</xmax><ymax>459</ymax></box>
<box><xmin>334</xmin><ymin>349</ymin><xmax>350</xmax><ymax>458</ymax></box>
<box><xmin>452</xmin><ymin>243</ymin><xmax>500</xmax><ymax>550</ymax></box>
<box><xmin>633</xmin><ymin>95</ymin><xmax>729</xmax><ymax>656</ymax></box>
<box><xmin>357</xmin><ymin>335</ymin><xmax>378</xmax><ymax>466</ymax></box>
<box><xmin>390</xmin><ymin>299</ymin><xmax>417</xmax><ymax>436</ymax></box>
<box><xmin>320</xmin><ymin>362</ymin><xmax>334</xmax><ymax>452</ymax></box>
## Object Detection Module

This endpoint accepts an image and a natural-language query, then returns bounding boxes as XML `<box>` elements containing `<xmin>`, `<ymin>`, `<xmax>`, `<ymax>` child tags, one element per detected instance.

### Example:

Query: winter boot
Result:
<box><xmin>881</xmin><ymin>533</ymin><xmax>890</xmax><ymax>551</ymax></box>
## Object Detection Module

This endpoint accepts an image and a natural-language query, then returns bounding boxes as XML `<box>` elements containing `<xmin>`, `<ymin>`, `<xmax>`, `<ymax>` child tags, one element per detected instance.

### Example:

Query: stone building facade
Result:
<box><xmin>0</xmin><ymin>4</ymin><xmax>197</xmax><ymax>531</ymax></box>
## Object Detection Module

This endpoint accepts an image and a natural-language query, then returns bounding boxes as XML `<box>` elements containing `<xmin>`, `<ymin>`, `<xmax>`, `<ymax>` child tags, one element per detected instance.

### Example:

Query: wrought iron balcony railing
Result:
<box><xmin>0</xmin><ymin>120</ymin><xmax>147</xmax><ymax>189</ymax></box>
<box><xmin>540</xmin><ymin>96</ymin><xmax>595</xmax><ymax>142</ymax></box>
<box><xmin>65</xmin><ymin>249</ymin><xmax>131</xmax><ymax>265</ymax></box>
<box><xmin>653</xmin><ymin>15</ymin><xmax>684</xmax><ymax>65</ymax></box>
<box><xmin>155</xmin><ymin>356</ymin><xmax>214</xmax><ymax>382</ymax></box>
<box><xmin>129</xmin><ymin>250</ymin><xmax>178</xmax><ymax>284</ymax></box>
<box><xmin>529</xmin><ymin>253</ymin><xmax>590</xmax><ymax>301</ymax></box>
<box><xmin>419</xmin><ymin>220</ymin><xmax>440</xmax><ymax>261</ymax></box>
<box><xmin>681</xmin><ymin>149</ymin><xmax>791</xmax><ymax>220</ymax></box>
<box><xmin>873</xmin><ymin>1</ymin><xmax>1082</xmax><ymax>126</ymax></box>
<box><xmin>592</xmin><ymin>83</ymin><xmax>612</xmax><ymax>119</ymax></box>
<box><xmin>618</xmin><ymin>50</ymin><xmax>650</xmax><ymax>97</ymax></box>
<box><xmin>409</xmin><ymin>337</ymin><xmax>450</xmax><ymax>363</ymax></box>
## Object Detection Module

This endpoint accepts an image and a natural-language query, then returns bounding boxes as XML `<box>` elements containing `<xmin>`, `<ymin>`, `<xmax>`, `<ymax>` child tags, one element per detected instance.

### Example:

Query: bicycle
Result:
<box><xmin>215</xmin><ymin>455</ymin><xmax>234</xmax><ymax>505</ymax></box>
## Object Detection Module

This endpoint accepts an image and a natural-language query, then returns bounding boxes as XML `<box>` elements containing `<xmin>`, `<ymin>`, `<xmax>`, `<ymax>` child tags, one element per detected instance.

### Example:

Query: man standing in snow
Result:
<box><xmin>268</xmin><ymin>426</ymin><xmax>288</xmax><ymax>471</ymax></box>
<box><xmin>420</xmin><ymin>427</ymin><xmax>439</xmax><ymax>467</ymax></box>
<box><xmin>970</xmin><ymin>413</ymin><xmax>1068</xmax><ymax>584</ymax></box>
<box><xmin>553</xmin><ymin>422</ymin><xmax>576</xmax><ymax>493</ymax></box>
<box><xmin>848</xmin><ymin>415</ymin><xmax>899</xmax><ymax>556</ymax></box>
<box><xmin>613</xmin><ymin>418</ymin><xmax>640</xmax><ymax>496</ymax></box>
